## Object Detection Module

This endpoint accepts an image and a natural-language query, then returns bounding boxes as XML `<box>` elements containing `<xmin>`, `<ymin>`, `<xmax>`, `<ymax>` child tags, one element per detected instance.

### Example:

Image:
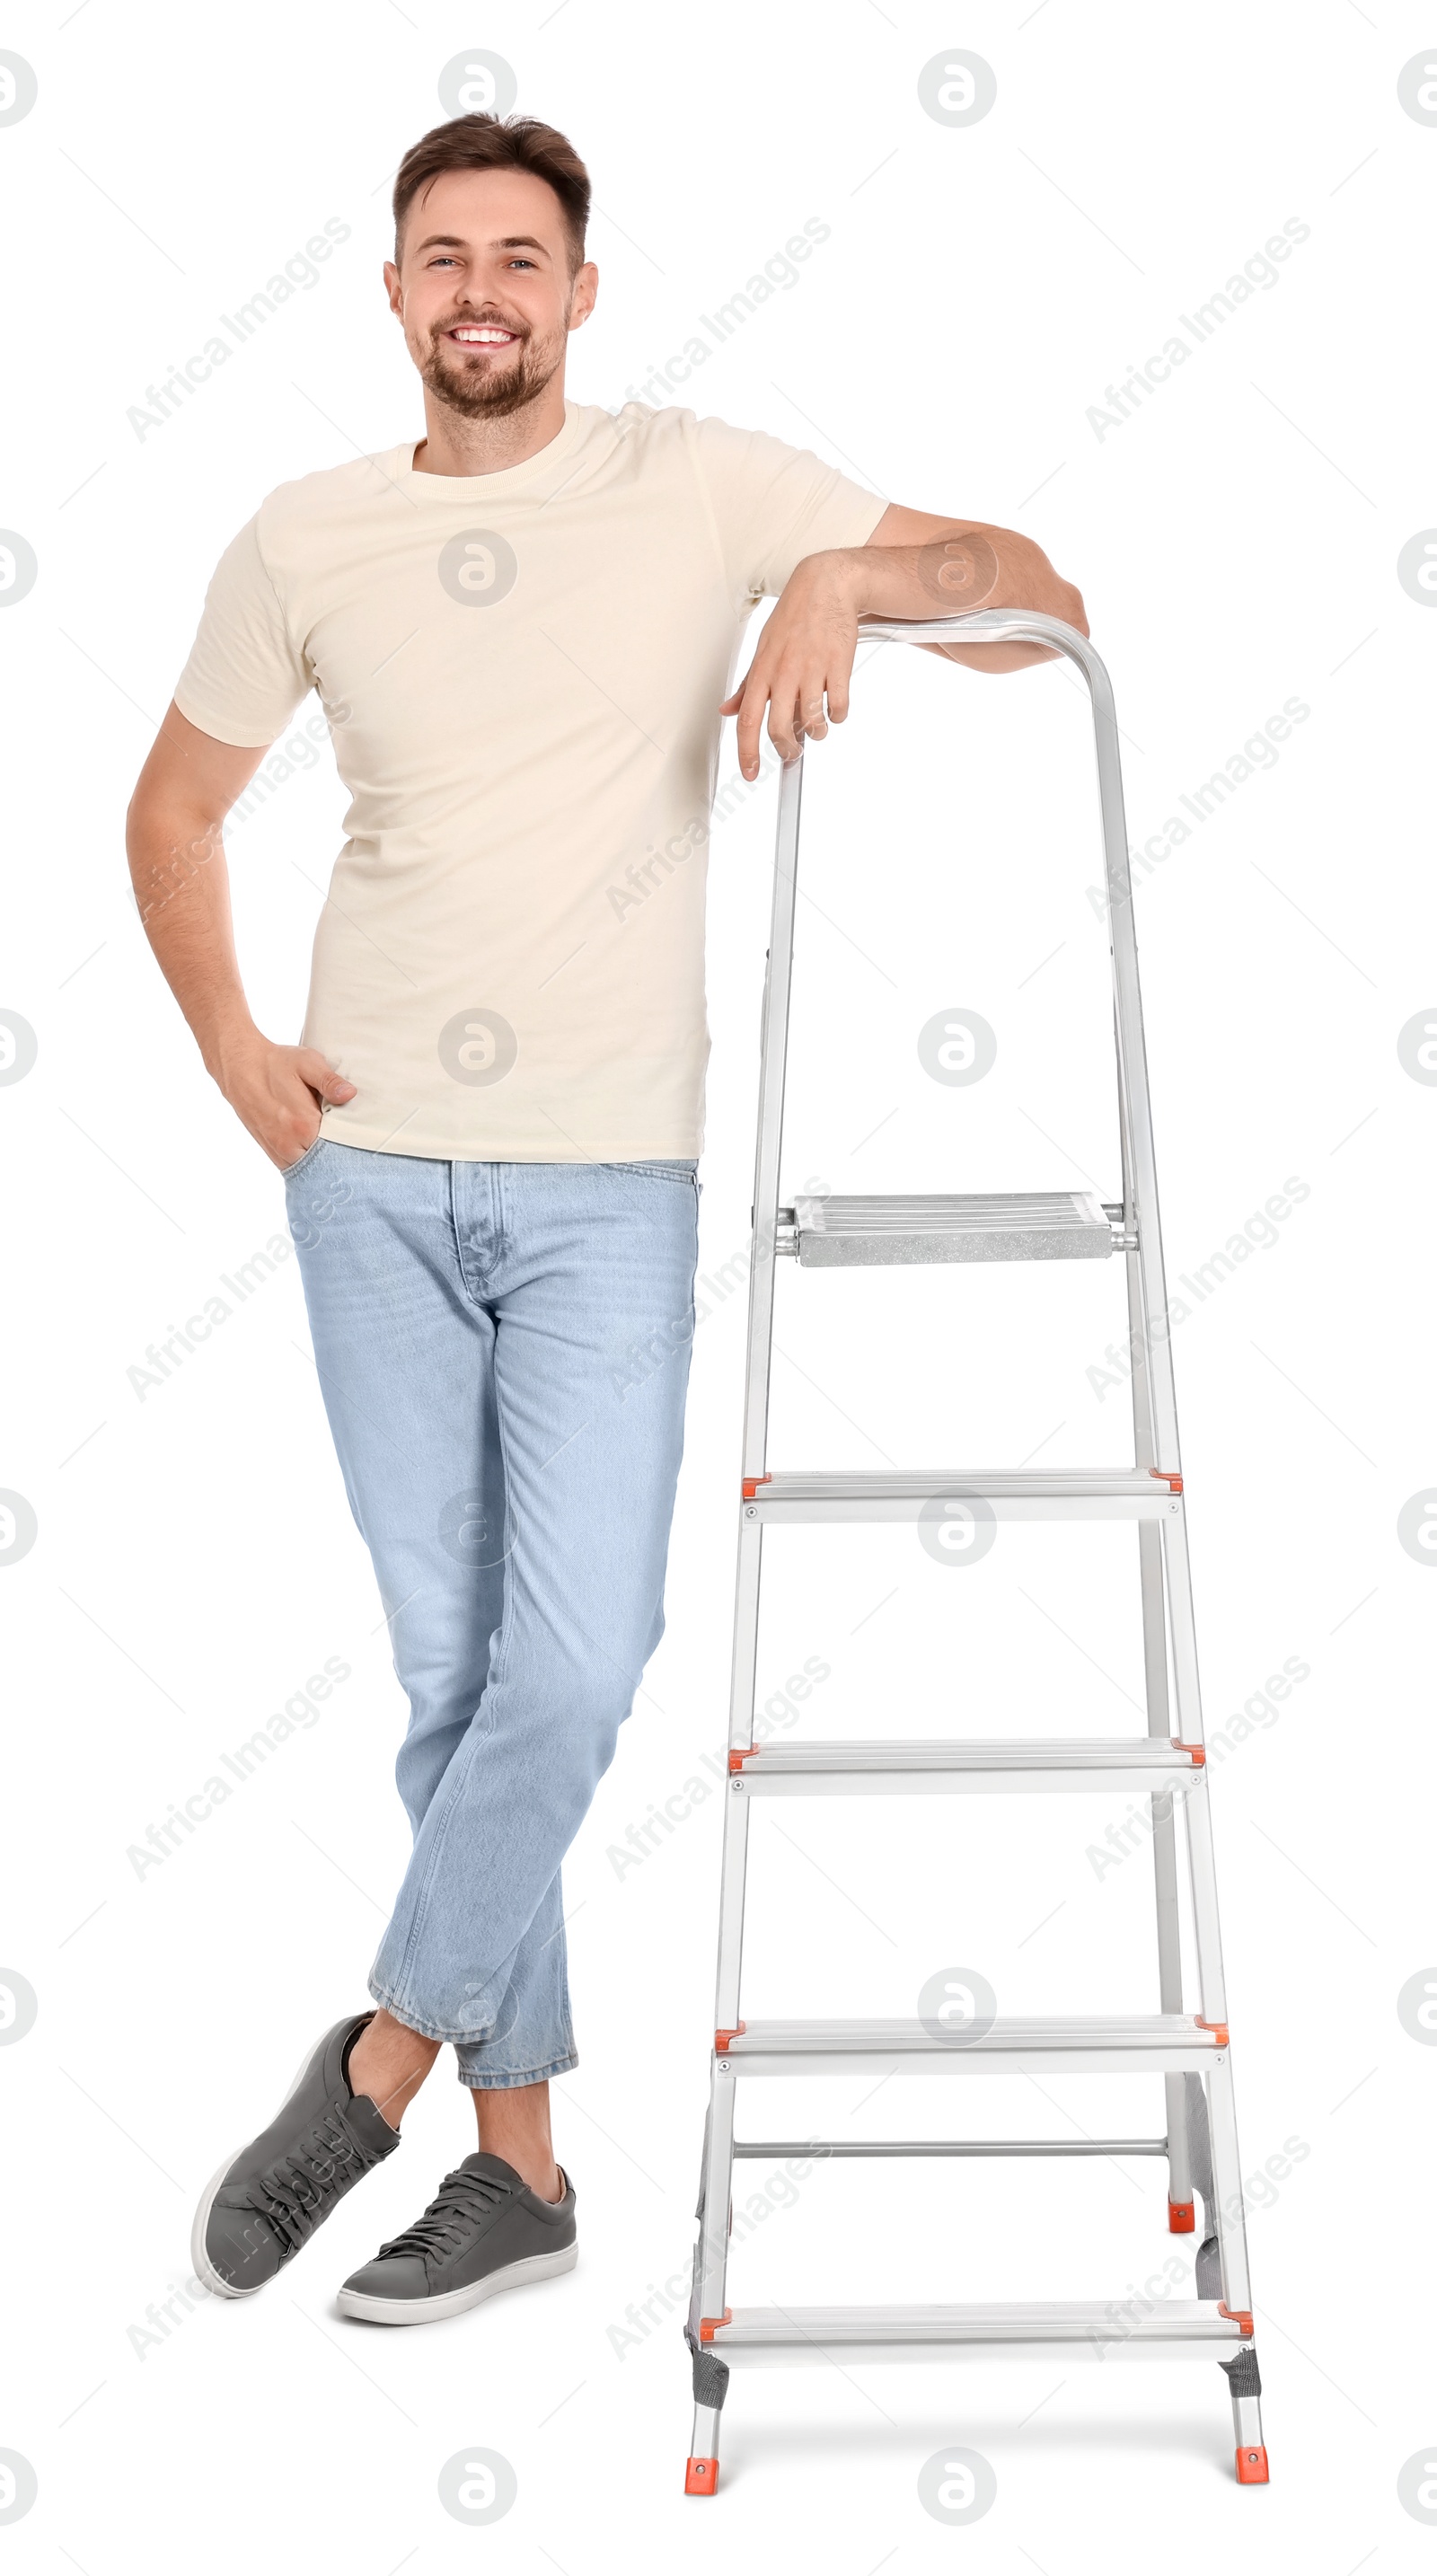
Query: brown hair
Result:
<box><xmin>392</xmin><ymin>114</ymin><xmax>591</xmax><ymax>274</ymax></box>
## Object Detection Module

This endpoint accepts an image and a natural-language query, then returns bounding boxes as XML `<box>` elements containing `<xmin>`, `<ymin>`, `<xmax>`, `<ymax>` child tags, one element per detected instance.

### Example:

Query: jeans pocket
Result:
<box><xmin>280</xmin><ymin>1134</ymin><xmax>325</xmax><ymax>1181</ymax></box>
<box><xmin>622</xmin><ymin>1160</ymin><xmax>698</xmax><ymax>1185</ymax></box>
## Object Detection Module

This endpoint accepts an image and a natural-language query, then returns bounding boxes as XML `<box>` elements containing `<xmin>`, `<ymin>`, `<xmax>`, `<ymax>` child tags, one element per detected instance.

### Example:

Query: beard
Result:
<box><xmin>418</xmin><ymin>316</ymin><xmax>564</xmax><ymax>422</ymax></box>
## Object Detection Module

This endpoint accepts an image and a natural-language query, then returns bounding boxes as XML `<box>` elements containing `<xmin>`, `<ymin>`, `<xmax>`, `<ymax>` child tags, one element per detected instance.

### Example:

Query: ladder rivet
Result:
<box><xmin>745</xmin><ymin>1506</ymin><xmax>757</xmax><ymax>1520</ymax></box>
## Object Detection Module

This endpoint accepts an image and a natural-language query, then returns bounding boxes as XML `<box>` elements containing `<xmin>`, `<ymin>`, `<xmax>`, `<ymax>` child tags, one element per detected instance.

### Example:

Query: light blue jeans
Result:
<box><xmin>283</xmin><ymin>1142</ymin><xmax>700</xmax><ymax>2087</ymax></box>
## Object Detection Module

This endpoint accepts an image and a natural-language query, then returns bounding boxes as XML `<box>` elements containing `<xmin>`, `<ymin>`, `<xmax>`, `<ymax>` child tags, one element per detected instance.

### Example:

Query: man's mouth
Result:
<box><xmin>445</xmin><ymin>323</ymin><xmax>521</xmax><ymax>348</ymax></box>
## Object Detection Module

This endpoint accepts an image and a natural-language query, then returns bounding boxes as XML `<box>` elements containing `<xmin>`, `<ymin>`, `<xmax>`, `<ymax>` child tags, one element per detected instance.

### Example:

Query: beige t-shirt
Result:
<box><xmin>175</xmin><ymin>401</ymin><xmax>886</xmax><ymax>1160</ymax></box>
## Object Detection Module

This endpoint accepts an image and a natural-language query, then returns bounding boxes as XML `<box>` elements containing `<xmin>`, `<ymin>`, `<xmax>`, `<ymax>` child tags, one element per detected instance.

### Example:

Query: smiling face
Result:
<box><xmin>384</xmin><ymin>165</ymin><xmax>597</xmax><ymax>422</ymax></box>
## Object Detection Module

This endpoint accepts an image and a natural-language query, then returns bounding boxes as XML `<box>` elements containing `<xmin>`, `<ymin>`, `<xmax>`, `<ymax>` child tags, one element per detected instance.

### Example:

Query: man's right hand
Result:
<box><xmin>213</xmin><ymin>1032</ymin><xmax>357</xmax><ymax>1171</ymax></box>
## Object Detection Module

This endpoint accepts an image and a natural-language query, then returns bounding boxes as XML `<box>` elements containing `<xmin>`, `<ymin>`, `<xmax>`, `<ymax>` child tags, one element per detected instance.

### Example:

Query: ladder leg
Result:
<box><xmin>1138</xmin><ymin>1520</ymin><xmax>1192</xmax><ymax>2230</ymax></box>
<box><xmin>1159</xmin><ymin>1517</ymin><xmax>1228</xmax><ymax>2024</ymax></box>
<box><xmin>1123</xmin><ymin>1132</ymin><xmax>1193</xmax><ymax>2234</ymax></box>
<box><xmin>1203</xmin><ymin>2056</ymin><xmax>1268</xmax><ymax>2480</ymax></box>
<box><xmin>685</xmin><ymin>2066</ymin><xmax>737</xmax><ymax>2493</ymax></box>
<box><xmin>1221</xmin><ymin>2347</ymin><xmax>1269</xmax><ymax>2484</ymax></box>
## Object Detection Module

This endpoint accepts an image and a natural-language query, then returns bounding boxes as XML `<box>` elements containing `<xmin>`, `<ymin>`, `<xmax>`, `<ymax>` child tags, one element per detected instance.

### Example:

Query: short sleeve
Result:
<box><xmin>172</xmin><ymin>512</ymin><xmax>313</xmax><ymax>747</ymax></box>
<box><xmin>691</xmin><ymin>414</ymin><xmax>887</xmax><ymax>602</ymax></box>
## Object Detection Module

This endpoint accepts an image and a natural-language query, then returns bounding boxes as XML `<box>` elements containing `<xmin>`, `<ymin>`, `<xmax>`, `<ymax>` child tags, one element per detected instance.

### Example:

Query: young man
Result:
<box><xmin>128</xmin><ymin>112</ymin><xmax>1085</xmax><ymax>2326</ymax></box>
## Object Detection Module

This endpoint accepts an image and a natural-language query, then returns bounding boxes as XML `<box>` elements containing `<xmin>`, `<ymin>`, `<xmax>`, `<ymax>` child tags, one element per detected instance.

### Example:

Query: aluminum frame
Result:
<box><xmin>684</xmin><ymin>609</ymin><xmax>1264</xmax><ymax>2493</ymax></box>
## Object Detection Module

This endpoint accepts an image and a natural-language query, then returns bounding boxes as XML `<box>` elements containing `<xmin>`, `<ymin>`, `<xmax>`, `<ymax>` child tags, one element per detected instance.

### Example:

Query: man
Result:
<box><xmin>128</xmin><ymin>110</ymin><xmax>1085</xmax><ymax>2327</ymax></box>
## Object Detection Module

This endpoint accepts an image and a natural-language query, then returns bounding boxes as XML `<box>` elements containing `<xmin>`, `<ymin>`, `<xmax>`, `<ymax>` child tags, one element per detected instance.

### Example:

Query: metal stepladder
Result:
<box><xmin>683</xmin><ymin>608</ymin><xmax>1268</xmax><ymax>2493</ymax></box>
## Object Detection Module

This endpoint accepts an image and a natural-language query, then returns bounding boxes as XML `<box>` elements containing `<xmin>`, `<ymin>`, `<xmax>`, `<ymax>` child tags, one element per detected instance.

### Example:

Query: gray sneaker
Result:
<box><xmin>191</xmin><ymin>2013</ymin><xmax>400</xmax><ymax>2298</ymax></box>
<box><xmin>337</xmin><ymin>2150</ymin><xmax>577</xmax><ymax>2325</ymax></box>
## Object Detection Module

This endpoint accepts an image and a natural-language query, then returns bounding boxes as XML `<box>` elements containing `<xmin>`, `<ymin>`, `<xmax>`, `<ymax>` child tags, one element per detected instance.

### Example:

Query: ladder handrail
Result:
<box><xmin>847</xmin><ymin>607</ymin><xmax>1181</xmax><ymax>1471</ymax></box>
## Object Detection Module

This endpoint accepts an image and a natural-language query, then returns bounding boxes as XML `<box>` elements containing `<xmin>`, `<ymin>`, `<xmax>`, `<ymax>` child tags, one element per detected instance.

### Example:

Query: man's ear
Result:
<box><xmin>383</xmin><ymin>260</ymin><xmax>403</xmax><ymax>320</ymax></box>
<box><xmin>567</xmin><ymin>261</ymin><xmax>599</xmax><ymax>332</ymax></box>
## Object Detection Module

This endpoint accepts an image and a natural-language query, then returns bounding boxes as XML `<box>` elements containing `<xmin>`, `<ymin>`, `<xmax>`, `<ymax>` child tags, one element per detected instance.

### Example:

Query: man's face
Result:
<box><xmin>384</xmin><ymin>166</ymin><xmax>597</xmax><ymax>421</ymax></box>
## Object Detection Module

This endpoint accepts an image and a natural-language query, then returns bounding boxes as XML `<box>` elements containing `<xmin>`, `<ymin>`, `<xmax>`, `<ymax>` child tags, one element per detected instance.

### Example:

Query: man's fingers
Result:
<box><xmin>735</xmin><ymin>673</ymin><xmax>771</xmax><ymax>780</ymax></box>
<box><xmin>766</xmin><ymin>676</ymin><xmax>805</xmax><ymax>764</ymax></box>
<box><xmin>294</xmin><ymin>1048</ymin><xmax>357</xmax><ymax>1106</ymax></box>
<box><xmin>799</xmin><ymin>687</ymin><xmax>829</xmax><ymax>741</ymax></box>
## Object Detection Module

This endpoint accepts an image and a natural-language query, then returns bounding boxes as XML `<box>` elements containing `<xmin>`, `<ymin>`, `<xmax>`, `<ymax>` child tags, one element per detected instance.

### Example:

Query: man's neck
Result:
<box><xmin>411</xmin><ymin>383</ymin><xmax>569</xmax><ymax>479</ymax></box>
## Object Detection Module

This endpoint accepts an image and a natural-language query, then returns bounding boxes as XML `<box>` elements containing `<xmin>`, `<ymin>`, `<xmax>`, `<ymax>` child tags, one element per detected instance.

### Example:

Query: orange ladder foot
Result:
<box><xmin>1236</xmin><ymin>2445</ymin><xmax>1269</xmax><ymax>2484</ymax></box>
<box><xmin>1168</xmin><ymin>2199</ymin><xmax>1195</xmax><ymax>2233</ymax></box>
<box><xmin>685</xmin><ymin>2457</ymin><xmax>718</xmax><ymax>2495</ymax></box>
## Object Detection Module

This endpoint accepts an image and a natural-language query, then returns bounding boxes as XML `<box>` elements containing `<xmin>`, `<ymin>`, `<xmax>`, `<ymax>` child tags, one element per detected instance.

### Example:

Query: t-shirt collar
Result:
<box><xmin>390</xmin><ymin>400</ymin><xmax>588</xmax><ymax>501</ymax></box>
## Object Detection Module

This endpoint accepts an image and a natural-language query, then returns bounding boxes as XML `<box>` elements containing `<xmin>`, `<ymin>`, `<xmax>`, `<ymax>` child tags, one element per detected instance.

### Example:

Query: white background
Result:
<box><xmin>1</xmin><ymin>1</ymin><xmax>1432</xmax><ymax>2566</ymax></box>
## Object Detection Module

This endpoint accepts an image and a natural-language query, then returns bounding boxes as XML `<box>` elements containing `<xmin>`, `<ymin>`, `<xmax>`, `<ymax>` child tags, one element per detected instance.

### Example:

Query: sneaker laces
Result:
<box><xmin>251</xmin><ymin>2104</ymin><xmax>382</xmax><ymax>2256</ymax></box>
<box><xmin>375</xmin><ymin>2162</ymin><xmax>516</xmax><ymax>2267</ymax></box>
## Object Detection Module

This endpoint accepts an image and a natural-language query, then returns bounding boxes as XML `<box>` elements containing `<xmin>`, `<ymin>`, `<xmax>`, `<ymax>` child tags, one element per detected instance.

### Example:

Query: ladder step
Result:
<box><xmin>786</xmin><ymin>1189</ymin><xmax>1120</xmax><ymax>1266</ymax></box>
<box><xmin>718</xmin><ymin>2016</ymin><xmax>1227</xmax><ymax>2077</ymax></box>
<box><xmin>745</xmin><ymin>1468</ymin><xmax>1182</xmax><ymax>1522</ymax></box>
<box><xmin>731</xmin><ymin>2136</ymin><xmax>1169</xmax><ymax>2158</ymax></box>
<box><xmin>706</xmin><ymin>2302</ymin><xmax>1250</xmax><ymax>2367</ymax></box>
<box><xmin>729</xmin><ymin>1736</ymin><xmax>1203</xmax><ymax>1795</ymax></box>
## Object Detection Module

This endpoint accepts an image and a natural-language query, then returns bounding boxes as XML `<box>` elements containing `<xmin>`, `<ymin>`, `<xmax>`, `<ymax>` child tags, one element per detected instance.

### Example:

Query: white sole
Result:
<box><xmin>190</xmin><ymin>2021</ymin><xmax>355</xmax><ymax>2300</ymax></box>
<box><xmin>337</xmin><ymin>2240</ymin><xmax>578</xmax><ymax>2325</ymax></box>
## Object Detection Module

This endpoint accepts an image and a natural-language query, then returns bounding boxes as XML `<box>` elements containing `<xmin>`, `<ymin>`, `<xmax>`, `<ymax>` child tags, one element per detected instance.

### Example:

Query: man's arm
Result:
<box><xmin>722</xmin><ymin>502</ymin><xmax>1088</xmax><ymax>780</ymax></box>
<box><xmin>127</xmin><ymin>702</ymin><xmax>357</xmax><ymax>1169</ymax></box>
